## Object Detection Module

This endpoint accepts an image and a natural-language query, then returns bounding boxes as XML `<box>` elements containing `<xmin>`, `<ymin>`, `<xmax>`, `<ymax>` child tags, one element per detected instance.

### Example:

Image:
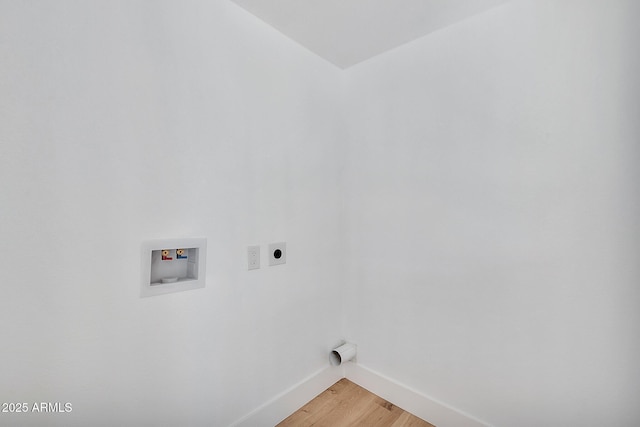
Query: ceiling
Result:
<box><xmin>230</xmin><ymin>0</ymin><xmax>512</xmax><ymax>69</ymax></box>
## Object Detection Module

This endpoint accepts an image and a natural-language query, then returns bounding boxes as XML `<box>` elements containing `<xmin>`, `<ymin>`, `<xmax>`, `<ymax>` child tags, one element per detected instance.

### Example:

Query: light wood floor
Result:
<box><xmin>277</xmin><ymin>378</ymin><xmax>435</xmax><ymax>427</ymax></box>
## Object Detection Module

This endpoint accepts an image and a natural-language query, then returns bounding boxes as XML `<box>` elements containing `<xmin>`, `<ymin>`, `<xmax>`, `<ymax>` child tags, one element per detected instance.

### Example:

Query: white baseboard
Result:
<box><xmin>228</xmin><ymin>362</ymin><xmax>490</xmax><ymax>427</ymax></box>
<box><xmin>344</xmin><ymin>363</ymin><xmax>491</xmax><ymax>427</ymax></box>
<box><xmin>228</xmin><ymin>365</ymin><xmax>344</xmax><ymax>427</ymax></box>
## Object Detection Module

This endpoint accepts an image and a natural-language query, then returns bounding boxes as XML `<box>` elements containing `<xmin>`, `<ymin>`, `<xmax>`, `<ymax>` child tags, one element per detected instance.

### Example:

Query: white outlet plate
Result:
<box><xmin>248</xmin><ymin>245</ymin><xmax>260</xmax><ymax>270</ymax></box>
<box><xmin>268</xmin><ymin>242</ymin><xmax>286</xmax><ymax>266</ymax></box>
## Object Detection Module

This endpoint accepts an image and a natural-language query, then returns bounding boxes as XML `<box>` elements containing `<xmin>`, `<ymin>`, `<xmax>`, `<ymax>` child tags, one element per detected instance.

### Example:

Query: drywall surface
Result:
<box><xmin>3</xmin><ymin>0</ymin><xmax>639</xmax><ymax>426</ymax></box>
<box><xmin>343</xmin><ymin>0</ymin><xmax>640</xmax><ymax>426</ymax></box>
<box><xmin>0</xmin><ymin>1</ymin><xmax>345</xmax><ymax>425</ymax></box>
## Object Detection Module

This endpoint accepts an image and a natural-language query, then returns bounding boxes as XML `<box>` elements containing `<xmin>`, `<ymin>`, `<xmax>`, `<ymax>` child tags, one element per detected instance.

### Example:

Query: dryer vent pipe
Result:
<box><xmin>330</xmin><ymin>342</ymin><xmax>356</xmax><ymax>366</ymax></box>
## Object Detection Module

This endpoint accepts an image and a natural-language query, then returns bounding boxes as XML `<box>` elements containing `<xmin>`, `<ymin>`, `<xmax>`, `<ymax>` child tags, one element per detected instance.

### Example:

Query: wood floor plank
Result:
<box><xmin>391</xmin><ymin>411</ymin><xmax>436</xmax><ymax>427</ymax></box>
<box><xmin>353</xmin><ymin>396</ymin><xmax>403</xmax><ymax>426</ymax></box>
<box><xmin>277</xmin><ymin>379</ymin><xmax>355</xmax><ymax>427</ymax></box>
<box><xmin>276</xmin><ymin>379</ymin><xmax>435</xmax><ymax>427</ymax></box>
<box><xmin>316</xmin><ymin>380</ymin><xmax>377</xmax><ymax>427</ymax></box>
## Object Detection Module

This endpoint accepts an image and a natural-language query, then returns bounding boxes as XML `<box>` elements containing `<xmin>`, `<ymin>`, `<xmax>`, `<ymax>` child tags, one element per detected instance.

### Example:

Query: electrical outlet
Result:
<box><xmin>248</xmin><ymin>245</ymin><xmax>260</xmax><ymax>270</ymax></box>
<box><xmin>268</xmin><ymin>242</ymin><xmax>286</xmax><ymax>266</ymax></box>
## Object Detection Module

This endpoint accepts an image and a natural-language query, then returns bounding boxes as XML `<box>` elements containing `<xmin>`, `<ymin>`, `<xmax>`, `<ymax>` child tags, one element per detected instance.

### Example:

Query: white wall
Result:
<box><xmin>344</xmin><ymin>1</ymin><xmax>640</xmax><ymax>426</ymax></box>
<box><xmin>3</xmin><ymin>1</ymin><xmax>639</xmax><ymax>426</ymax></box>
<box><xmin>0</xmin><ymin>1</ymin><xmax>345</xmax><ymax>426</ymax></box>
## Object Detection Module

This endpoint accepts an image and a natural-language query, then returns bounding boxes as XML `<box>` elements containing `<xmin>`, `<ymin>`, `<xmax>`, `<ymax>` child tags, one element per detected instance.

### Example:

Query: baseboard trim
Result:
<box><xmin>344</xmin><ymin>363</ymin><xmax>491</xmax><ymax>427</ymax></box>
<box><xmin>228</xmin><ymin>365</ymin><xmax>344</xmax><ymax>427</ymax></box>
<box><xmin>228</xmin><ymin>362</ymin><xmax>491</xmax><ymax>427</ymax></box>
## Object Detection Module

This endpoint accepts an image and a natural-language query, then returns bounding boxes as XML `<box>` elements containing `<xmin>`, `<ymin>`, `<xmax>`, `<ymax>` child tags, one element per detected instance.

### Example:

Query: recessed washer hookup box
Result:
<box><xmin>141</xmin><ymin>238</ymin><xmax>207</xmax><ymax>297</ymax></box>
